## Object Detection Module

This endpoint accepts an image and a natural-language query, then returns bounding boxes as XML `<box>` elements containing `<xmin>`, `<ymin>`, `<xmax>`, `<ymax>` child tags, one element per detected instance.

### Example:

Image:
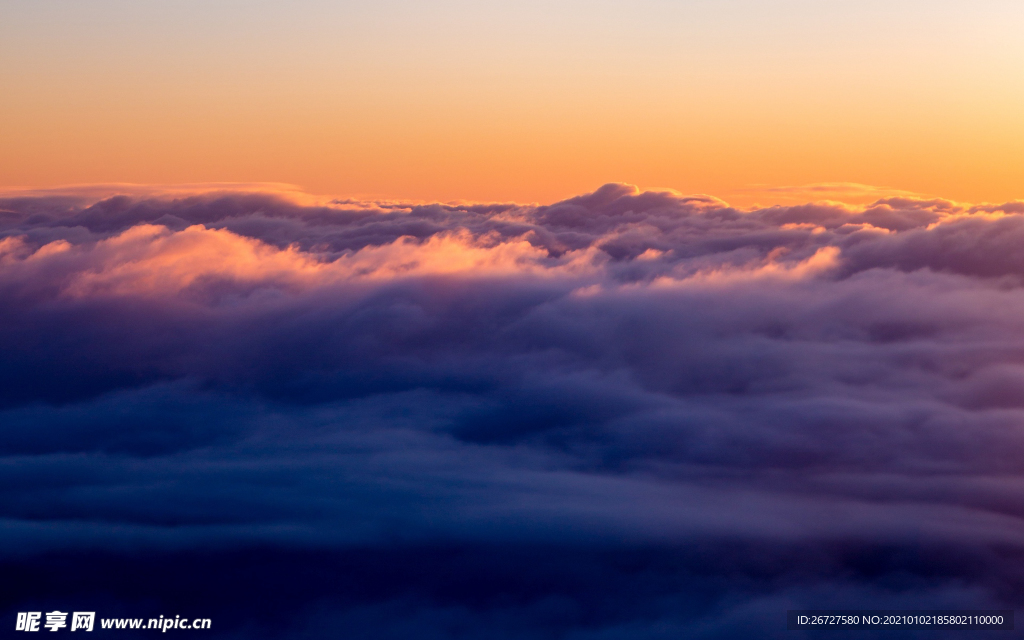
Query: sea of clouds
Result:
<box><xmin>3</xmin><ymin>183</ymin><xmax>1024</xmax><ymax>638</ymax></box>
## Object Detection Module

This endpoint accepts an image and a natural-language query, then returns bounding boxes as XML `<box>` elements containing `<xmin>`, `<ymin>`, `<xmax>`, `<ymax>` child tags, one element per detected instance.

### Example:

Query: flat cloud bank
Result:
<box><xmin>3</xmin><ymin>184</ymin><xmax>1024</xmax><ymax>638</ymax></box>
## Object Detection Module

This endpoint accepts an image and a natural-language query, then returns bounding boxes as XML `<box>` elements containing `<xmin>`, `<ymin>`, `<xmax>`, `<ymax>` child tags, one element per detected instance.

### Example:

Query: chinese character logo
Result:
<box><xmin>70</xmin><ymin>613</ymin><xmax>95</xmax><ymax>632</ymax></box>
<box><xmin>16</xmin><ymin>611</ymin><xmax>95</xmax><ymax>632</ymax></box>
<box><xmin>16</xmin><ymin>612</ymin><xmax>41</xmax><ymax>632</ymax></box>
<box><xmin>44</xmin><ymin>612</ymin><xmax>67</xmax><ymax>632</ymax></box>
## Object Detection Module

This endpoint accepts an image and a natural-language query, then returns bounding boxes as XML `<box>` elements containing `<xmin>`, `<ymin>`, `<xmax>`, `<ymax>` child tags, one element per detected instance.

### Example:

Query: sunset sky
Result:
<box><xmin>6</xmin><ymin>3</ymin><xmax>1024</xmax><ymax>638</ymax></box>
<box><xmin>3</xmin><ymin>0</ymin><xmax>1023</xmax><ymax>204</ymax></box>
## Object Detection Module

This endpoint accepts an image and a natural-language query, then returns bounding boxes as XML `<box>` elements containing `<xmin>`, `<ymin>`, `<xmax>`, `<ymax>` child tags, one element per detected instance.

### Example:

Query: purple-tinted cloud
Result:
<box><xmin>3</xmin><ymin>184</ymin><xmax>1024</xmax><ymax>637</ymax></box>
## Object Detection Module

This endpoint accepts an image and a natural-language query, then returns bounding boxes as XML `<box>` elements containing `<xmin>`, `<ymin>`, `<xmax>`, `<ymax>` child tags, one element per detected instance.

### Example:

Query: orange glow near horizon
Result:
<box><xmin>2</xmin><ymin>1</ymin><xmax>1023</xmax><ymax>207</ymax></box>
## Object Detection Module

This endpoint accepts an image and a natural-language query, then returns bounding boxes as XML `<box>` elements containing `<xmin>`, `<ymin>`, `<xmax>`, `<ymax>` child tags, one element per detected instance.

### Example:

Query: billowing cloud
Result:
<box><xmin>3</xmin><ymin>184</ymin><xmax>1024</xmax><ymax>637</ymax></box>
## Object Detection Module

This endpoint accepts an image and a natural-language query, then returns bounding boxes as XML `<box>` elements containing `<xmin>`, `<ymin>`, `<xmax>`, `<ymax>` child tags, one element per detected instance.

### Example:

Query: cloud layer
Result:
<box><xmin>3</xmin><ymin>184</ymin><xmax>1024</xmax><ymax>637</ymax></box>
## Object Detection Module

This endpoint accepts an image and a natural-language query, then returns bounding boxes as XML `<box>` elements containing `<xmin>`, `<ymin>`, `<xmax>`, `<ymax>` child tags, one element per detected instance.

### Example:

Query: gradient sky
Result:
<box><xmin>8</xmin><ymin>5</ymin><xmax>1024</xmax><ymax>635</ymax></box>
<box><xmin>2</xmin><ymin>0</ymin><xmax>1023</xmax><ymax>204</ymax></box>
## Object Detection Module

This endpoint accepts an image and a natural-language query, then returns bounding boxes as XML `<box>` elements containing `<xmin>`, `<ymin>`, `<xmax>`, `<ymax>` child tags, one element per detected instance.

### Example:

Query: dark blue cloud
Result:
<box><xmin>2</xmin><ymin>185</ymin><xmax>1024</xmax><ymax>637</ymax></box>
